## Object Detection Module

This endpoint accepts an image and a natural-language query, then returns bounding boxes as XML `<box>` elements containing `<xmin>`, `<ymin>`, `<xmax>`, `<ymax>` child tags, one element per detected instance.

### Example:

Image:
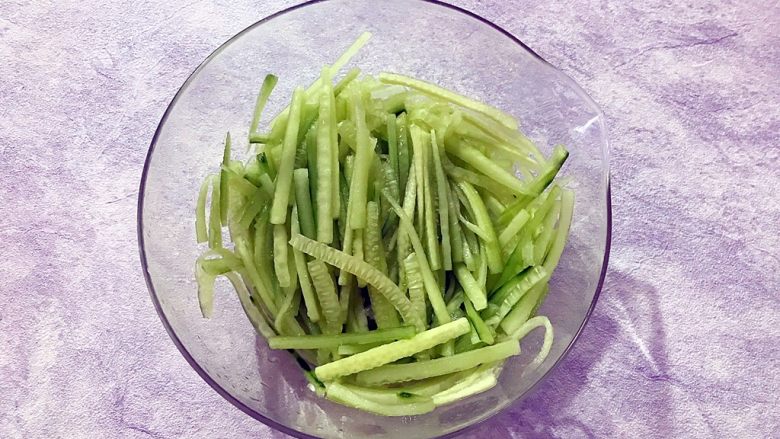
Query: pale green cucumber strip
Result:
<box><xmin>235</xmin><ymin>236</ymin><xmax>278</xmax><ymax>316</ymax></box>
<box><xmin>274</xmin><ymin>282</ymin><xmax>301</xmax><ymax>334</ymax></box>
<box><xmin>315</xmin><ymin>80</ymin><xmax>334</xmax><ymax>243</ymax></box>
<box><xmin>355</xmin><ymin>339</ymin><xmax>517</xmax><ymax>386</ymax></box>
<box><xmin>292</xmin><ymin>168</ymin><xmax>316</xmax><ymax>239</ymax></box>
<box><xmin>207</xmin><ymin>175</ymin><xmax>222</xmax><ymax>249</ymax></box>
<box><xmin>454</xmin><ymin>263</ymin><xmax>487</xmax><ymax>311</ymax></box>
<box><xmin>533</xmin><ymin>200</ymin><xmax>562</xmax><ymax>264</ymax></box>
<box><xmin>387</xmin><ymin>115</ymin><xmax>400</xmax><ymax>199</ymax></box>
<box><xmin>337</xmin><ymin>383</ymin><xmax>432</xmax><ymax>406</ymax></box>
<box><xmin>219</xmin><ymin>132</ymin><xmax>231</xmax><ymax>223</ymax></box>
<box><xmin>248</xmin><ymin>74</ymin><xmax>279</xmax><ymax>139</ymax></box>
<box><xmin>457</xmin><ymin>181</ymin><xmax>502</xmax><ymax>274</ymax></box>
<box><xmin>292</xmin><ymin>206</ymin><xmax>320</xmax><ymax>322</ymax></box>
<box><xmin>432</xmin><ymin>366</ymin><xmax>498</xmax><ymax>407</ymax></box>
<box><xmin>486</xmin><ymin>266</ymin><xmax>548</xmax><ymax>327</ymax></box>
<box><xmin>543</xmin><ymin>188</ymin><xmax>574</xmax><ymax>275</ymax></box>
<box><xmin>224</xmin><ymin>272</ymin><xmax>277</xmax><ymax>339</ymax></box>
<box><xmin>498</xmin><ymin>210</ymin><xmax>530</xmax><ymax>250</ymax></box>
<box><xmin>346</xmin><ymin>95</ymin><xmax>373</xmax><ymax>228</ymax></box>
<box><xmin>431</xmin><ymin>132</ymin><xmax>452</xmax><ymax>270</ymax></box>
<box><xmin>446</xmin><ymin>142</ymin><xmax>530</xmax><ymax>197</ymax></box>
<box><xmin>290</xmin><ymin>234</ymin><xmax>418</xmax><ymax>328</ymax></box>
<box><xmin>324</xmin><ymin>382</ymin><xmax>434</xmax><ymax>417</ymax></box>
<box><xmin>421</xmin><ymin>131</ymin><xmax>441</xmax><ymax>270</ymax></box>
<box><xmin>195</xmin><ymin>176</ymin><xmax>210</xmax><ymax>243</ymax></box>
<box><xmin>498</xmin><ymin>283</ymin><xmax>545</xmax><ymax>335</ymax></box>
<box><xmin>382</xmin><ymin>192</ymin><xmax>450</xmax><ymax>325</ymax></box>
<box><xmin>404</xmin><ymin>253</ymin><xmax>428</xmax><ymax>331</ymax></box>
<box><xmin>365</xmin><ymin>201</ymin><xmax>400</xmax><ymax>328</ymax></box>
<box><xmin>337</xmin><ymin>341</ymin><xmax>383</xmax><ymax>356</ymax></box>
<box><xmin>269</xmin><ymin>325</ymin><xmax>416</xmax><ymax>350</ymax></box>
<box><xmin>397</xmin><ymin>113</ymin><xmax>411</xmax><ymax>196</ymax></box>
<box><xmin>314</xmin><ymin>318</ymin><xmax>469</xmax><ymax>381</ymax></box>
<box><xmin>273</xmin><ymin>224</ymin><xmax>291</xmax><ymax>288</ymax></box>
<box><xmin>395</xmin><ymin>167</ymin><xmax>417</xmax><ymax>292</ymax></box>
<box><xmin>378</xmin><ymin>72</ymin><xmax>517</xmax><ymax>130</ymax></box>
<box><xmin>410</xmin><ymin>125</ymin><xmax>426</xmax><ymax>239</ymax></box>
<box><xmin>503</xmin><ymin>315</ymin><xmax>554</xmax><ymax>368</ymax></box>
<box><xmin>270</xmin><ymin>87</ymin><xmax>305</xmax><ymax>224</ymax></box>
<box><xmin>307</xmin><ymin>259</ymin><xmax>341</xmax><ymax>333</ymax></box>
<box><xmin>464</xmin><ymin>294</ymin><xmax>494</xmax><ymax>345</ymax></box>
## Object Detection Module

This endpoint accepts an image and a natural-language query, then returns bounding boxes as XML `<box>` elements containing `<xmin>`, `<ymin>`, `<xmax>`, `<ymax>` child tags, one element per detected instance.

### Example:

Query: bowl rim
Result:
<box><xmin>137</xmin><ymin>0</ymin><xmax>612</xmax><ymax>437</ymax></box>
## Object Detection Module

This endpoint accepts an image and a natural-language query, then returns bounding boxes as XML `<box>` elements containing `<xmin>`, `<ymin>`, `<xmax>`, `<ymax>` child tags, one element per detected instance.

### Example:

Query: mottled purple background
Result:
<box><xmin>1</xmin><ymin>0</ymin><xmax>779</xmax><ymax>438</ymax></box>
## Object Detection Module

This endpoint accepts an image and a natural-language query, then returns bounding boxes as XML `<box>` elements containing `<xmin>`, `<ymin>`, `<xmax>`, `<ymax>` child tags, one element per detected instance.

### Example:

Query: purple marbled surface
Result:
<box><xmin>1</xmin><ymin>0</ymin><xmax>779</xmax><ymax>438</ymax></box>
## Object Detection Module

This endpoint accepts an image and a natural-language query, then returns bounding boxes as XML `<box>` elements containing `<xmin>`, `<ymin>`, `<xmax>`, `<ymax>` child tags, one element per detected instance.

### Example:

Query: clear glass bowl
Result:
<box><xmin>138</xmin><ymin>0</ymin><xmax>611</xmax><ymax>437</ymax></box>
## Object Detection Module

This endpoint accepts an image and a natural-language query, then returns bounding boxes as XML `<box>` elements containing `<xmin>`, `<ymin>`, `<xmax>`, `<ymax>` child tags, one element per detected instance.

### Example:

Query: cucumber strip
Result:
<box><xmin>485</xmin><ymin>267</ymin><xmax>548</xmax><ymax>327</ymax></box>
<box><xmin>365</xmin><ymin>201</ymin><xmax>400</xmax><ymax>328</ymax></box>
<box><xmin>457</xmin><ymin>181</ymin><xmax>502</xmax><ymax>274</ymax></box>
<box><xmin>421</xmin><ymin>132</ymin><xmax>441</xmax><ymax>270</ymax></box>
<box><xmin>234</xmin><ymin>236</ymin><xmax>278</xmax><ymax>316</ymax></box>
<box><xmin>338</xmin><ymin>277</ymin><xmax>354</xmax><ymax>327</ymax></box>
<box><xmin>237</xmin><ymin>190</ymin><xmax>269</xmax><ymax>230</ymax></box>
<box><xmin>432</xmin><ymin>366</ymin><xmax>497</xmax><ymax>407</ymax></box>
<box><xmin>334</xmin><ymin>67</ymin><xmax>361</xmax><ymax>96</ymax></box>
<box><xmin>291</xmin><ymin>206</ymin><xmax>320</xmax><ymax>322</ymax></box>
<box><xmin>355</xmin><ymin>339</ymin><xmax>517</xmax><ymax>386</ymax></box>
<box><xmin>397</xmin><ymin>113</ymin><xmax>410</xmax><ymax>196</ymax></box>
<box><xmin>446</xmin><ymin>184</ymin><xmax>465</xmax><ymax>264</ymax></box>
<box><xmin>207</xmin><ymin>175</ymin><xmax>222</xmax><ymax>249</ymax></box>
<box><xmin>329</xmin><ymin>76</ymin><xmax>341</xmax><ymax>220</ymax></box>
<box><xmin>248</xmin><ymin>74</ymin><xmax>279</xmax><ymax>140</ymax></box>
<box><xmin>382</xmin><ymin>192</ymin><xmax>450</xmax><ymax>325</ymax></box>
<box><xmin>533</xmin><ymin>200</ymin><xmax>562</xmax><ymax>264</ymax></box>
<box><xmin>454</xmin><ymin>263</ymin><xmax>487</xmax><ymax>311</ymax></box>
<box><xmin>270</xmin><ymin>87</ymin><xmax>305</xmax><ymax>224</ymax></box>
<box><xmin>387</xmin><ymin>116</ymin><xmax>400</xmax><ymax>198</ymax></box>
<box><xmin>498</xmin><ymin>283</ymin><xmax>546</xmax><ymax>335</ymax></box>
<box><xmin>274</xmin><ymin>282</ymin><xmax>301</xmax><ymax>333</ymax></box>
<box><xmin>498</xmin><ymin>209</ymin><xmax>530</xmax><ymax>250</ymax></box>
<box><xmin>338</xmin><ymin>341</ymin><xmax>383</xmax><ymax>356</ymax></box>
<box><xmin>456</xmin><ymin>210</ymin><xmax>492</xmax><ymax>242</ymax></box>
<box><xmin>307</xmin><ymin>259</ymin><xmax>342</xmax><ymax>333</ymax></box>
<box><xmin>337</xmin><ymin>382</ymin><xmax>432</xmax><ymax>406</ymax></box>
<box><xmin>219</xmin><ymin>132</ymin><xmax>231</xmax><ymax>223</ymax></box>
<box><xmin>195</xmin><ymin>176</ymin><xmax>210</xmax><ymax>243</ymax></box>
<box><xmin>312</xmin><ymin>86</ymin><xmax>334</xmax><ymax>242</ymax></box>
<box><xmin>527</xmin><ymin>145</ymin><xmax>569</xmax><ymax>196</ymax></box>
<box><xmin>378</xmin><ymin>73</ymin><xmax>517</xmax><ymax>130</ymax></box>
<box><xmin>195</xmin><ymin>259</ymin><xmax>217</xmax><ymax>318</ymax></box>
<box><xmin>447</xmin><ymin>143</ymin><xmax>530</xmax><ymax>197</ymax></box>
<box><xmin>292</xmin><ymin>168</ymin><xmax>316</xmax><ymax>239</ymax></box>
<box><xmin>502</xmin><ymin>315</ymin><xmax>554</xmax><ymax>369</ymax></box>
<box><xmin>346</xmin><ymin>96</ymin><xmax>373</xmax><ymax>228</ymax></box>
<box><xmin>410</xmin><ymin>125</ymin><xmax>426</xmax><ymax>236</ymax></box>
<box><xmin>290</xmin><ymin>234</ymin><xmax>418</xmax><ymax>327</ymax></box>
<box><xmin>442</xmin><ymin>160</ymin><xmax>510</xmax><ymax>199</ymax></box>
<box><xmin>269</xmin><ymin>325</ymin><xmax>416</xmax><ymax>350</ymax></box>
<box><xmin>431</xmin><ymin>133</ymin><xmax>452</xmax><ymax>270</ymax></box>
<box><xmin>446</xmin><ymin>289</ymin><xmax>464</xmax><ymax>317</ymax></box>
<box><xmin>324</xmin><ymin>382</ymin><xmax>434</xmax><ymax>417</ymax></box>
<box><xmin>273</xmin><ymin>224</ymin><xmax>292</xmax><ymax>288</ymax></box>
<box><xmin>464</xmin><ymin>295</ymin><xmax>494</xmax><ymax>344</ymax></box>
<box><xmin>396</xmin><ymin>167</ymin><xmax>416</xmax><ymax>292</ymax></box>
<box><xmin>224</xmin><ymin>272</ymin><xmax>277</xmax><ymax>339</ymax></box>
<box><xmin>404</xmin><ymin>253</ymin><xmax>428</xmax><ymax>331</ymax></box>
<box><xmin>543</xmin><ymin>188</ymin><xmax>574</xmax><ymax>275</ymax></box>
<box><xmin>346</xmin><ymin>283</ymin><xmax>369</xmax><ymax>333</ymax></box>
<box><xmin>314</xmin><ymin>318</ymin><xmax>469</xmax><ymax>381</ymax></box>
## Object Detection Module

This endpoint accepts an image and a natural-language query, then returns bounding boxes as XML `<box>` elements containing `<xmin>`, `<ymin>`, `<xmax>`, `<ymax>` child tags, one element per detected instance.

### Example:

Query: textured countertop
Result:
<box><xmin>1</xmin><ymin>0</ymin><xmax>778</xmax><ymax>438</ymax></box>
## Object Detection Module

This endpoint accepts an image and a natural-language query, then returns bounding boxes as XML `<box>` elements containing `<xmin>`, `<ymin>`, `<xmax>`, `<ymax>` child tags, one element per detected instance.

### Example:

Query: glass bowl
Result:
<box><xmin>138</xmin><ymin>0</ymin><xmax>611</xmax><ymax>437</ymax></box>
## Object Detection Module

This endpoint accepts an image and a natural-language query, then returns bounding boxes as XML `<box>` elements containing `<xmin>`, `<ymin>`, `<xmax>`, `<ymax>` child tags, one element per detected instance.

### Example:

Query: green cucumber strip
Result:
<box><xmin>338</xmin><ymin>277</ymin><xmax>354</xmax><ymax>327</ymax></box>
<box><xmin>291</xmin><ymin>206</ymin><xmax>320</xmax><ymax>322</ymax></box>
<box><xmin>533</xmin><ymin>200</ymin><xmax>562</xmax><ymax>264</ymax></box>
<box><xmin>421</xmin><ymin>132</ymin><xmax>441</xmax><ymax>270</ymax></box>
<box><xmin>224</xmin><ymin>272</ymin><xmax>277</xmax><ymax>339</ymax></box>
<box><xmin>274</xmin><ymin>281</ymin><xmax>301</xmax><ymax>333</ymax></box>
<box><xmin>355</xmin><ymin>339</ymin><xmax>517</xmax><ymax>386</ymax></box>
<box><xmin>314</xmin><ymin>82</ymin><xmax>334</xmax><ymax>243</ymax></box>
<box><xmin>431</xmin><ymin>132</ymin><xmax>452</xmax><ymax>270</ymax></box>
<box><xmin>307</xmin><ymin>259</ymin><xmax>341</xmax><ymax>334</ymax></box>
<box><xmin>464</xmin><ymin>294</ymin><xmax>494</xmax><ymax>345</ymax></box>
<box><xmin>346</xmin><ymin>282</ymin><xmax>369</xmax><ymax>333</ymax></box>
<box><xmin>432</xmin><ymin>366</ymin><xmax>498</xmax><ymax>407</ymax></box>
<box><xmin>527</xmin><ymin>145</ymin><xmax>569</xmax><ymax>196</ymax></box>
<box><xmin>237</xmin><ymin>189</ymin><xmax>269</xmax><ymax>230</ymax></box>
<box><xmin>404</xmin><ymin>253</ymin><xmax>428</xmax><ymax>331</ymax></box>
<box><xmin>442</xmin><ymin>158</ymin><xmax>510</xmax><ymax>199</ymax></box>
<box><xmin>395</xmin><ymin>167</ymin><xmax>416</xmax><ymax>292</ymax></box>
<box><xmin>410</xmin><ymin>125</ymin><xmax>426</xmax><ymax>235</ymax></box>
<box><xmin>334</xmin><ymin>67</ymin><xmax>361</xmax><ymax>96</ymax></box>
<box><xmin>397</xmin><ymin>113</ymin><xmax>411</xmax><ymax>196</ymax></box>
<box><xmin>337</xmin><ymin>341</ymin><xmax>383</xmax><ymax>356</ymax></box>
<box><xmin>329</xmin><ymin>76</ymin><xmax>341</xmax><ymax>220</ymax></box>
<box><xmin>503</xmin><ymin>315</ymin><xmax>554</xmax><ymax>369</ymax></box>
<box><xmin>365</xmin><ymin>201</ymin><xmax>400</xmax><ymax>328</ymax></box>
<box><xmin>447</xmin><ymin>142</ymin><xmax>530</xmax><ymax>197</ymax></box>
<box><xmin>290</xmin><ymin>234</ymin><xmax>418</xmax><ymax>328</ymax></box>
<box><xmin>447</xmin><ymin>184</ymin><xmax>465</xmax><ymax>264</ymax></box>
<box><xmin>387</xmin><ymin>116</ymin><xmax>400</xmax><ymax>199</ymax></box>
<box><xmin>454</xmin><ymin>263</ymin><xmax>487</xmax><ymax>311</ymax></box>
<box><xmin>268</xmin><ymin>325</ymin><xmax>416</xmax><ymax>350</ymax></box>
<box><xmin>543</xmin><ymin>188</ymin><xmax>574</xmax><ymax>275</ymax></box>
<box><xmin>292</xmin><ymin>168</ymin><xmax>316</xmax><ymax>239</ymax></box>
<box><xmin>195</xmin><ymin>259</ymin><xmax>217</xmax><ymax>318</ymax></box>
<box><xmin>446</xmin><ymin>289</ymin><xmax>464</xmax><ymax>318</ymax></box>
<box><xmin>486</xmin><ymin>266</ymin><xmax>548</xmax><ymax>327</ymax></box>
<box><xmin>324</xmin><ymin>382</ymin><xmax>434</xmax><ymax>417</ymax></box>
<box><xmin>219</xmin><ymin>132</ymin><xmax>231</xmax><ymax>223</ymax></box>
<box><xmin>498</xmin><ymin>283</ymin><xmax>545</xmax><ymax>335</ymax></box>
<box><xmin>382</xmin><ymin>192</ymin><xmax>450</xmax><ymax>325</ymax></box>
<box><xmin>346</xmin><ymin>95</ymin><xmax>373</xmax><ymax>228</ymax></box>
<box><xmin>235</xmin><ymin>236</ymin><xmax>278</xmax><ymax>316</ymax></box>
<box><xmin>314</xmin><ymin>318</ymin><xmax>469</xmax><ymax>381</ymax></box>
<box><xmin>248</xmin><ymin>74</ymin><xmax>279</xmax><ymax>139</ymax></box>
<box><xmin>195</xmin><ymin>176</ymin><xmax>210</xmax><ymax>243</ymax></box>
<box><xmin>208</xmin><ymin>175</ymin><xmax>222</xmax><ymax>249</ymax></box>
<box><xmin>271</xmin><ymin>224</ymin><xmax>291</xmax><ymax>289</ymax></box>
<box><xmin>460</xmin><ymin>108</ymin><xmax>544</xmax><ymax>162</ymax></box>
<box><xmin>337</xmin><ymin>382</ymin><xmax>431</xmax><ymax>406</ymax></box>
<box><xmin>457</xmin><ymin>181</ymin><xmax>502</xmax><ymax>274</ymax></box>
<box><xmin>378</xmin><ymin>72</ymin><xmax>517</xmax><ymax>130</ymax></box>
<box><xmin>483</xmin><ymin>194</ymin><xmax>506</xmax><ymax>220</ymax></box>
<box><xmin>270</xmin><ymin>87</ymin><xmax>305</xmax><ymax>224</ymax></box>
<box><xmin>498</xmin><ymin>209</ymin><xmax>530</xmax><ymax>250</ymax></box>
<box><xmin>476</xmin><ymin>242</ymin><xmax>489</xmax><ymax>288</ymax></box>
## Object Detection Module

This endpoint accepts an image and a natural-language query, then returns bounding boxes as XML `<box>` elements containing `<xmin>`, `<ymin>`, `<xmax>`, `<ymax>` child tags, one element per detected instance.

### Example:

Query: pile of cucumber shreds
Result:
<box><xmin>194</xmin><ymin>33</ymin><xmax>573</xmax><ymax>416</ymax></box>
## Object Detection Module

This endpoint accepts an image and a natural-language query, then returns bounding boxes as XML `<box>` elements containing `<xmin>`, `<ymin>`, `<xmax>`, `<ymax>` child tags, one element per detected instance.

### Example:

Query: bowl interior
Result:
<box><xmin>139</xmin><ymin>0</ymin><xmax>610</xmax><ymax>437</ymax></box>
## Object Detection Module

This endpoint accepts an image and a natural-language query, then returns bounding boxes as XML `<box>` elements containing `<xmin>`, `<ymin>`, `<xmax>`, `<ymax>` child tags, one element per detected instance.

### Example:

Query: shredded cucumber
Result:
<box><xmin>193</xmin><ymin>33</ymin><xmax>574</xmax><ymax>415</ymax></box>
